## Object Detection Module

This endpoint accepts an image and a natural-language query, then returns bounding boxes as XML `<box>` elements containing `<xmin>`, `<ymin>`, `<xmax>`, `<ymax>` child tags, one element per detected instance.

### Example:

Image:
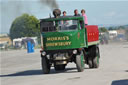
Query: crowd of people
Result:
<box><xmin>62</xmin><ymin>9</ymin><xmax>88</xmax><ymax>25</ymax></box>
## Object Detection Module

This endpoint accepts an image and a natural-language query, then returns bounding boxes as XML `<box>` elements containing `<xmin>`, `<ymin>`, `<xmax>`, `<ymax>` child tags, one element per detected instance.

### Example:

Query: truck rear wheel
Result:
<box><xmin>76</xmin><ymin>52</ymin><xmax>84</xmax><ymax>72</ymax></box>
<box><xmin>41</xmin><ymin>56</ymin><xmax>50</xmax><ymax>74</ymax></box>
<box><xmin>54</xmin><ymin>64</ymin><xmax>65</xmax><ymax>71</ymax></box>
<box><xmin>93</xmin><ymin>47</ymin><xmax>100</xmax><ymax>68</ymax></box>
<box><xmin>88</xmin><ymin>57</ymin><xmax>93</xmax><ymax>68</ymax></box>
<box><xmin>88</xmin><ymin>46</ymin><xmax>100</xmax><ymax>68</ymax></box>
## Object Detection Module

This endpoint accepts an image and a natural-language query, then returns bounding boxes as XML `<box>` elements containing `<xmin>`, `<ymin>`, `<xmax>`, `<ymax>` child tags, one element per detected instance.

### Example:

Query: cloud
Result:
<box><xmin>104</xmin><ymin>11</ymin><xmax>116</xmax><ymax>17</ymax></box>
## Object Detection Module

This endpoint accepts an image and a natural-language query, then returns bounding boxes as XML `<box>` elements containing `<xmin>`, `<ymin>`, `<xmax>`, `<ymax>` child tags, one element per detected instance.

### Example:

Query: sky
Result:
<box><xmin>0</xmin><ymin>0</ymin><xmax>128</xmax><ymax>33</ymax></box>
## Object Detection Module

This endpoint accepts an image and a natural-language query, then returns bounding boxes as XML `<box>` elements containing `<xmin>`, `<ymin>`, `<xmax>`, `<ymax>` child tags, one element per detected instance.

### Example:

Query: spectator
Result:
<box><xmin>81</xmin><ymin>9</ymin><xmax>88</xmax><ymax>25</ymax></box>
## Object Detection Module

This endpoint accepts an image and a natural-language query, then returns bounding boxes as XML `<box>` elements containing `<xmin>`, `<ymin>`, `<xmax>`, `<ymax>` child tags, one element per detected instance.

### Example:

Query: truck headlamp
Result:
<box><xmin>46</xmin><ymin>55</ymin><xmax>50</xmax><ymax>59</ymax></box>
<box><xmin>73</xmin><ymin>50</ymin><xmax>77</xmax><ymax>54</ymax></box>
<box><xmin>42</xmin><ymin>51</ymin><xmax>46</xmax><ymax>56</ymax></box>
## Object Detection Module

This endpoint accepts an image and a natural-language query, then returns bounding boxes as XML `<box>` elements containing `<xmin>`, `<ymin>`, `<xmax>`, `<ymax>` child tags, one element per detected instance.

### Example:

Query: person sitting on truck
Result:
<box><xmin>74</xmin><ymin>9</ymin><xmax>80</xmax><ymax>16</ymax></box>
<box><xmin>81</xmin><ymin>9</ymin><xmax>88</xmax><ymax>25</ymax></box>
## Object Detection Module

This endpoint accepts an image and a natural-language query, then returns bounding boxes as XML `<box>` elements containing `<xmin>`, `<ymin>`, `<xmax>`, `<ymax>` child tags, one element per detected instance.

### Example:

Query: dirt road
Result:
<box><xmin>0</xmin><ymin>42</ymin><xmax>128</xmax><ymax>85</ymax></box>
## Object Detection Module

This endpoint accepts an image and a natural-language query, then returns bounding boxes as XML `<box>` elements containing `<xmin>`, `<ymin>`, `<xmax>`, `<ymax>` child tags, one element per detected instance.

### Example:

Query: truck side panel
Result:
<box><xmin>85</xmin><ymin>25</ymin><xmax>99</xmax><ymax>46</ymax></box>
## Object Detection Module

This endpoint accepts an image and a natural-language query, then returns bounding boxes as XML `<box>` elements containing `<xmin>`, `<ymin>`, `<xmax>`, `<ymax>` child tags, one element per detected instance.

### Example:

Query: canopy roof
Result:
<box><xmin>40</xmin><ymin>16</ymin><xmax>84</xmax><ymax>22</ymax></box>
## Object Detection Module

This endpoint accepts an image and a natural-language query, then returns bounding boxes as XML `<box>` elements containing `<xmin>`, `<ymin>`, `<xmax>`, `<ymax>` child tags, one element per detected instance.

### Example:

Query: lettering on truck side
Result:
<box><xmin>46</xmin><ymin>42</ymin><xmax>71</xmax><ymax>47</ymax></box>
<box><xmin>47</xmin><ymin>36</ymin><xmax>69</xmax><ymax>41</ymax></box>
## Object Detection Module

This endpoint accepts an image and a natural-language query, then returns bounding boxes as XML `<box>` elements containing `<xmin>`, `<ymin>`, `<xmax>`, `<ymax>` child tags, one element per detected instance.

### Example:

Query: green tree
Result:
<box><xmin>118</xmin><ymin>26</ymin><xmax>125</xmax><ymax>30</ymax></box>
<box><xmin>108</xmin><ymin>27</ymin><xmax>114</xmax><ymax>30</ymax></box>
<box><xmin>99</xmin><ymin>27</ymin><xmax>108</xmax><ymax>32</ymax></box>
<box><xmin>10</xmin><ymin>13</ymin><xmax>40</xmax><ymax>40</ymax></box>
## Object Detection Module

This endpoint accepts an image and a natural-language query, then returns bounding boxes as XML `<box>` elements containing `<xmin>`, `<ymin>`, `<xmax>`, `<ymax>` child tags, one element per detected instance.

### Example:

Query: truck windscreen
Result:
<box><xmin>58</xmin><ymin>20</ymin><xmax>78</xmax><ymax>31</ymax></box>
<box><xmin>40</xmin><ymin>20</ymin><xmax>78</xmax><ymax>32</ymax></box>
<box><xmin>40</xmin><ymin>21</ymin><xmax>56</xmax><ymax>32</ymax></box>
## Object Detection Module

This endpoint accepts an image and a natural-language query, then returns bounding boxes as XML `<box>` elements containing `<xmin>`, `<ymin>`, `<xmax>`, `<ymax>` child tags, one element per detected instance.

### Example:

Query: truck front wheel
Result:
<box><xmin>41</xmin><ymin>56</ymin><xmax>50</xmax><ymax>74</ymax></box>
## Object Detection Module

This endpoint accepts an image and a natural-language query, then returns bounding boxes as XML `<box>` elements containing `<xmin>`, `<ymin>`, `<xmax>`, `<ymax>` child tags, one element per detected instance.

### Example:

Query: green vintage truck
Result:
<box><xmin>40</xmin><ymin>9</ymin><xmax>100</xmax><ymax>74</ymax></box>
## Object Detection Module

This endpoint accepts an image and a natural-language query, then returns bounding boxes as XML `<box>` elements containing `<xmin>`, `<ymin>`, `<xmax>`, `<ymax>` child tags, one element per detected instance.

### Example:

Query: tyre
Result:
<box><xmin>88</xmin><ymin>46</ymin><xmax>100</xmax><ymax>68</ymax></box>
<box><xmin>88</xmin><ymin>57</ymin><xmax>93</xmax><ymax>68</ymax></box>
<box><xmin>92</xmin><ymin>47</ymin><xmax>100</xmax><ymax>68</ymax></box>
<box><xmin>76</xmin><ymin>52</ymin><xmax>85</xmax><ymax>72</ymax></box>
<box><xmin>41</xmin><ymin>56</ymin><xmax>50</xmax><ymax>74</ymax></box>
<box><xmin>54</xmin><ymin>64</ymin><xmax>65</xmax><ymax>71</ymax></box>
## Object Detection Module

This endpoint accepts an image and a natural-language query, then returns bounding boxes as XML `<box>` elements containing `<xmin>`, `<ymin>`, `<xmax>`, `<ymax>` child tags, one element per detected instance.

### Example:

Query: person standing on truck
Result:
<box><xmin>74</xmin><ymin>9</ymin><xmax>80</xmax><ymax>16</ymax></box>
<box><xmin>63</xmin><ymin>11</ymin><xmax>66</xmax><ymax>16</ymax></box>
<box><xmin>62</xmin><ymin>11</ymin><xmax>68</xmax><ymax>25</ymax></box>
<box><xmin>81</xmin><ymin>9</ymin><xmax>88</xmax><ymax>25</ymax></box>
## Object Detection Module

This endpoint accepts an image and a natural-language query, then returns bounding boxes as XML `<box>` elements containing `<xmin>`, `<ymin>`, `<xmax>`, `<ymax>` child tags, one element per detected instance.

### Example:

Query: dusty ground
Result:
<box><xmin>0</xmin><ymin>42</ymin><xmax>128</xmax><ymax>85</ymax></box>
